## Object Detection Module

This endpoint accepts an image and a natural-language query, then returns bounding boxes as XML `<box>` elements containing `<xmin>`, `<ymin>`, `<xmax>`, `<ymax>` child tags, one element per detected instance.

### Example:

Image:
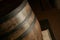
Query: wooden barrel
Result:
<box><xmin>0</xmin><ymin>0</ymin><xmax>42</xmax><ymax>40</ymax></box>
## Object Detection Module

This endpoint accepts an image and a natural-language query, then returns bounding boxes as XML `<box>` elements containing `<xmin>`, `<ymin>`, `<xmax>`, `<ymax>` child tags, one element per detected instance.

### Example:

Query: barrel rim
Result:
<box><xmin>0</xmin><ymin>0</ymin><xmax>27</xmax><ymax>23</ymax></box>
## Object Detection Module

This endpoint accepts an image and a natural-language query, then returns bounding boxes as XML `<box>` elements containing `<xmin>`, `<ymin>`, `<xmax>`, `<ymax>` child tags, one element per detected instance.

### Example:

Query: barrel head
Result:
<box><xmin>0</xmin><ymin>0</ymin><xmax>23</xmax><ymax>17</ymax></box>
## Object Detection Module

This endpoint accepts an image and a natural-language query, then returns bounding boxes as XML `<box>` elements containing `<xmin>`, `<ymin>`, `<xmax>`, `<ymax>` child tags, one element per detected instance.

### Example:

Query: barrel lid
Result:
<box><xmin>0</xmin><ymin>0</ymin><xmax>24</xmax><ymax>17</ymax></box>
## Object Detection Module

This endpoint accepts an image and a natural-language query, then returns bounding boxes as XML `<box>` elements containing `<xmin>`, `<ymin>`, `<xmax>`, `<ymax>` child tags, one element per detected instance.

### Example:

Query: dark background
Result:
<box><xmin>28</xmin><ymin>0</ymin><xmax>60</xmax><ymax>40</ymax></box>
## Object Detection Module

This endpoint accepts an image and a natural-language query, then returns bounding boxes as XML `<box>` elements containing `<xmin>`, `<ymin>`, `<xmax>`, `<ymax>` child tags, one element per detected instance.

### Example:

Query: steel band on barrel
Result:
<box><xmin>16</xmin><ymin>16</ymin><xmax>36</xmax><ymax>40</ymax></box>
<box><xmin>0</xmin><ymin>0</ymin><xmax>27</xmax><ymax>23</ymax></box>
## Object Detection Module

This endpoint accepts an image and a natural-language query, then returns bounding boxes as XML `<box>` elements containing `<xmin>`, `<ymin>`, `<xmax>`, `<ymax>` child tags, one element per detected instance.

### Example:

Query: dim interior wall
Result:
<box><xmin>35</xmin><ymin>9</ymin><xmax>60</xmax><ymax>40</ymax></box>
<box><xmin>56</xmin><ymin>0</ymin><xmax>60</xmax><ymax>9</ymax></box>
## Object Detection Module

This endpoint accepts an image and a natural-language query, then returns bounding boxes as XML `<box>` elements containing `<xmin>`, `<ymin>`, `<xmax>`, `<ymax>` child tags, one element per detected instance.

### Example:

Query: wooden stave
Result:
<box><xmin>0</xmin><ymin>0</ymin><xmax>42</xmax><ymax>40</ymax></box>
